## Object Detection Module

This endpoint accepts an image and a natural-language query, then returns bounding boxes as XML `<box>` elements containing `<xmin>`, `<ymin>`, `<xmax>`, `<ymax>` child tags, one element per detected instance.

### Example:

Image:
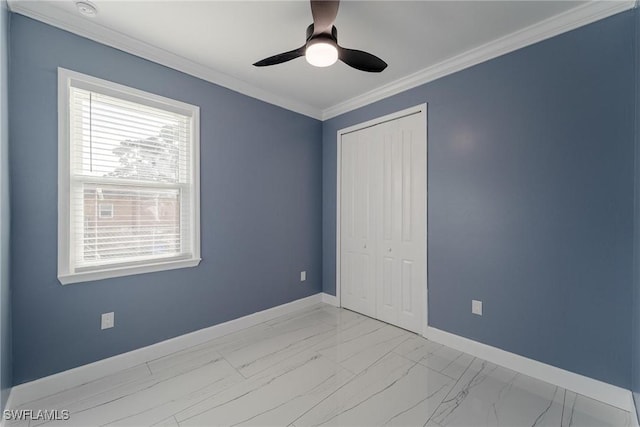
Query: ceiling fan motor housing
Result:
<box><xmin>306</xmin><ymin>24</ymin><xmax>338</xmax><ymax>44</ymax></box>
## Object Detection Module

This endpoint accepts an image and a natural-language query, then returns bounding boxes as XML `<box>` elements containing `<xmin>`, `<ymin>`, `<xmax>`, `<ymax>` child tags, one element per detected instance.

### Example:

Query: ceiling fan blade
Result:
<box><xmin>338</xmin><ymin>47</ymin><xmax>387</xmax><ymax>72</ymax></box>
<box><xmin>310</xmin><ymin>0</ymin><xmax>339</xmax><ymax>35</ymax></box>
<box><xmin>253</xmin><ymin>47</ymin><xmax>305</xmax><ymax>67</ymax></box>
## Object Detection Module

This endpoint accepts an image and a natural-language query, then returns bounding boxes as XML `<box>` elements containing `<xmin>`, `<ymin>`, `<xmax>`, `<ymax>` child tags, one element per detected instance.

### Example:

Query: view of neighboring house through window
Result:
<box><xmin>58</xmin><ymin>69</ymin><xmax>200</xmax><ymax>284</ymax></box>
<box><xmin>97</xmin><ymin>202</ymin><xmax>113</xmax><ymax>219</ymax></box>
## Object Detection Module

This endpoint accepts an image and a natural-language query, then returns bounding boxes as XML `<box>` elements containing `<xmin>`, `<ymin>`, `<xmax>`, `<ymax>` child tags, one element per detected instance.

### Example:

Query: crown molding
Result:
<box><xmin>321</xmin><ymin>0</ymin><xmax>636</xmax><ymax>120</ymax></box>
<box><xmin>8</xmin><ymin>0</ymin><xmax>635</xmax><ymax>123</ymax></box>
<box><xmin>7</xmin><ymin>0</ymin><xmax>323</xmax><ymax>120</ymax></box>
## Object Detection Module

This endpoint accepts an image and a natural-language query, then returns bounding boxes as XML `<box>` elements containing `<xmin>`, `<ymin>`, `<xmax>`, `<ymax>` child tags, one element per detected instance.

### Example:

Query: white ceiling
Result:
<box><xmin>7</xmin><ymin>0</ymin><xmax>635</xmax><ymax>119</ymax></box>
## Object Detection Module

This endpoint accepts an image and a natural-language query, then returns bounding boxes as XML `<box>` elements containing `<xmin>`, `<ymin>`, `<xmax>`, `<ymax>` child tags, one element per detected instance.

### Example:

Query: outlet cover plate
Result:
<box><xmin>472</xmin><ymin>300</ymin><xmax>483</xmax><ymax>316</ymax></box>
<box><xmin>101</xmin><ymin>312</ymin><xmax>114</xmax><ymax>329</ymax></box>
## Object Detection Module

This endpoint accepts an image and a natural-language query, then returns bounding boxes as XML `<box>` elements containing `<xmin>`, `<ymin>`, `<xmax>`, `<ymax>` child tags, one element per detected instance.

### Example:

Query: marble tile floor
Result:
<box><xmin>6</xmin><ymin>304</ymin><xmax>633</xmax><ymax>427</ymax></box>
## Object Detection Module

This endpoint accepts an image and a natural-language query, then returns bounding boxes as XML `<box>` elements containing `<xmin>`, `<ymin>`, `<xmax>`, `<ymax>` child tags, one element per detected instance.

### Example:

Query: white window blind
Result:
<box><xmin>58</xmin><ymin>69</ymin><xmax>200</xmax><ymax>284</ymax></box>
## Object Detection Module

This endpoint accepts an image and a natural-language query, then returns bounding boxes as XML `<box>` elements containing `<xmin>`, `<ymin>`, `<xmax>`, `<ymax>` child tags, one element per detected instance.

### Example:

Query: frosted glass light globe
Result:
<box><xmin>305</xmin><ymin>41</ymin><xmax>338</xmax><ymax>67</ymax></box>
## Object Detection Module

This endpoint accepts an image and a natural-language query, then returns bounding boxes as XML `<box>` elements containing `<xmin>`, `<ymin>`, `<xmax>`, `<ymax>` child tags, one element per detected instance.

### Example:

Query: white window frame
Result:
<box><xmin>57</xmin><ymin>68</ymin><xmax>201</xmax><ymax>285</ymax></box>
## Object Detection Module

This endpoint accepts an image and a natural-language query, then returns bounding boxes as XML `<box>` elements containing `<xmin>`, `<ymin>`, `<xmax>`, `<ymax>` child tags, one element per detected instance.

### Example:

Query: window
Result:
<box><xmin>58</xmin><ymin>68</ymin><xmax>200</xmax><ymax>284</ymax></box>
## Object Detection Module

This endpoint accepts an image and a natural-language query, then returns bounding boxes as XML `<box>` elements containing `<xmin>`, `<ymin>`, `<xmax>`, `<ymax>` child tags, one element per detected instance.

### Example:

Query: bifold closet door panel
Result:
<box><xmin>340</xmin><ymin>127</ymin><xmax>377</xmax><ymax>318</ymax></box>
<box><xmin>375</xmin><ymin>114</ymin><xmax>426</xmax><ymax>334</ymax></box>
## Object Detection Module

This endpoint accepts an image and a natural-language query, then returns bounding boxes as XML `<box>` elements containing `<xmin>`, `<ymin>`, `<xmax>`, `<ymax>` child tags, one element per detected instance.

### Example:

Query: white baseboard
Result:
<box><xmin>8</xmin><ymin>293</ymin><xmax>324</xmax><ymax>408</ymax></box>
<box><xmin>321</xmin><ymin>292</ymin><xmax>339</xmax><ymax>307</ymax></box>
<box><xmin>424</xmin><ymin>326</ymin><xmax>632</xmax><ymax>413</ymax></box>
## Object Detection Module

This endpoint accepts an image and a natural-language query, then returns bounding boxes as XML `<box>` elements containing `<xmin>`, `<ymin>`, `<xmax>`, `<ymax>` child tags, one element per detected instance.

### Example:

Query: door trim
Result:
<box><xmin>336</xmin><ymin>103</ymin><xmax>428</xmax><ymax>335</ymax></box>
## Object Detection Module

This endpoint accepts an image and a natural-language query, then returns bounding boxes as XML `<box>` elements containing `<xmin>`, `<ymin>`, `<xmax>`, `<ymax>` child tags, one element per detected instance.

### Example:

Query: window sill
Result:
<box><xmin>58</xmin><ymin>257</ymin><xmax>201</xmax><ymax>285</ymax></box>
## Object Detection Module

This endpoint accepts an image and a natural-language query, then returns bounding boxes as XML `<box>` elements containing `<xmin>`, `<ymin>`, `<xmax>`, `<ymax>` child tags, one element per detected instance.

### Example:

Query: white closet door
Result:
<box><xmin>340</xmin><ymin>127</ymin><xmax>377</xmax><ymax>318</ymax></box>
<box><xmin>340</xmin><ymin>109</ymin><xmax>426</xmax><ymax>334</ymax></box>
<box><xmin>376</xmin><ymin>113</ymin><xmax>426</xmax><ymax>333</ymax></box>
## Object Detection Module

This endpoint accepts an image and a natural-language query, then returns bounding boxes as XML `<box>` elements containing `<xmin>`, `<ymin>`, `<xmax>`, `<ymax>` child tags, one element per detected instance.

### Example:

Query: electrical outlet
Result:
<box><xmin>300</xmin><ymin>271</ymin><xmax>306</xmax><ymax>282</ymax></box>
<box><xmin>472</xmin><ymin>300</ymin><xmax>483</xmax><ymax>316</ymax></box>
<box><xmin>101</xmin><ymin>312</ymin><xmax>114</xmax><ymax>330</ymax></box>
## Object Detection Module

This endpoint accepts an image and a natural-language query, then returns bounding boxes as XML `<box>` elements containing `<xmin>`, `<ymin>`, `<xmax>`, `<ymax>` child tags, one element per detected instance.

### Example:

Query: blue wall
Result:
<box><xmin>323</xmin><ymin>11</ymin><xmax>635</xmax><ymax>388</ymax></box>
<box><xmin>0</xmin><ymin>0</ymin><xmax>11</xmax><ymax>411</ymax></box>
<box><xmin>9</xmin><ymin>15</ymin><xmax>322</xmax><ymax>384</ymax></box>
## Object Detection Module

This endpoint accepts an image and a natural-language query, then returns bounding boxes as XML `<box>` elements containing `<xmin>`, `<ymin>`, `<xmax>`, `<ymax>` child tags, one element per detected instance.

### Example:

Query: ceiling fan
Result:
<box><xmin>253</xmin><ymin>0</ymin><xmax>387</xmax><ymax>73</ymax></box>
